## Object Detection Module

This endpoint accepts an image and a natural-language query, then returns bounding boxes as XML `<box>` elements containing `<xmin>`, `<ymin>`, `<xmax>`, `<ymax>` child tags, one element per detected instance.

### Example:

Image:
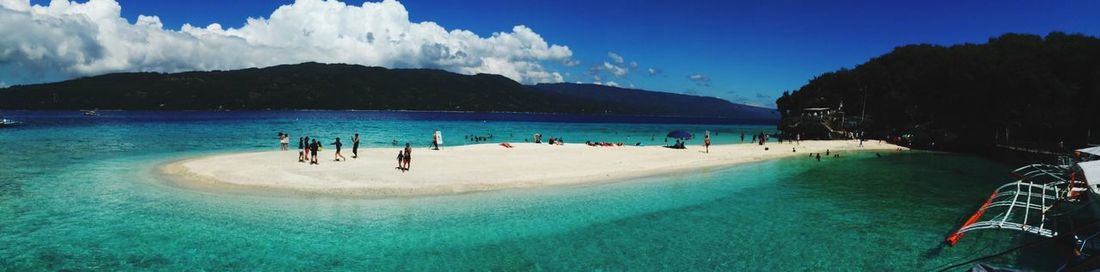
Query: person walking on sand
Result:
<box><xmin>298</xmin><ymin>137</ymin><xmax>305</xmax><ymax>162</ymax></box>
<box><xmin>352</xmin><ymin>133</ymin><xmax>360</xmax><ymax>159</ymax></box>
<box><xmin>403</xmin><ymin>143</ymin><xmax>412</xmax><ymax>171</ymax></box>
<box><xmin>432</xmin><ymin>130</ymin><xmax>443</xmax><ymax>150</ymax></box>
<box><xmin>332</xmin><ymin>138</ymin><xmax>346</xmax><ymax>161</ymax></box>
<box><xmin>703</xmin><ymin>131</ymin><xmax>711</xmax><ymax>153</ymax></box>
<box><xmin>309</xmin><ymin>139</ymin><xmax>320</xmax><ymax>165</ymax></box>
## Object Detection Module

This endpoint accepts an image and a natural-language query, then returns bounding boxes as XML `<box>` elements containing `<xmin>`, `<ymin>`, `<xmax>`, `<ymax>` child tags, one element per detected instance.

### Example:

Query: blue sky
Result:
<box><xmin>13</xmin><ymin>0</ymin><xmax>1100</xmax><ymax>107</ymax></box>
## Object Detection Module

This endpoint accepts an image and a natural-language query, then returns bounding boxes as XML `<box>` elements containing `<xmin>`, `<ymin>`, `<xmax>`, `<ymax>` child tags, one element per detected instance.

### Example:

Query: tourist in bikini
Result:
<box><xmin>352</xmin><ymin>133</ymin><xmax>360</xmax><ymax>159</ymax></box>
<box><xmin>303</xmin><ymin>136</ymin><xmax>311</xmax><ymax>162</ymax></box>
<box><xmin>403</xmin><ymin>143</ymin><xmax>412</xmax><ymax>171</ymax></box>
<box><xmin>331</xmin><ymin>137</ymin><xmax>346</xmax><ymax>161</ymax></box>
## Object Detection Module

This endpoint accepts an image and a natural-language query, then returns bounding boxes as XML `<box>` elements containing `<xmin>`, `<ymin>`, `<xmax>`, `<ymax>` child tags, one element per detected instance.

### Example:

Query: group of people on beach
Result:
<box><xmin>280</xmin><ymin>132</ymin><xmax>360</xmax><ymax>165</ymax></box>
<box><xmin>279</xmin><ymin>131</ymin><xmax>435</xmax><ymax>172</ymax></box>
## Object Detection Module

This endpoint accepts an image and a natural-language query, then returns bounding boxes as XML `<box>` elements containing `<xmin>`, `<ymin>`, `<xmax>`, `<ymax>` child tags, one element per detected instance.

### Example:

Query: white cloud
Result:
<box><xmin>601</xmin><ymin>62</ymin><xmax>628</xmax><ymax>77</ymax></box>
<box><xmin>647</xmin><ymin>67</ymin><xmax>661</xmax><ymax>76</ymax></box>
<box><xmin>0</xmin><ymin>0</ymin><xmax>575</xmax><ymax>84</ymax></box>
<box><xmin>688</xmin><ymin>74</ymin><xmax>711</xmax><ymax>86</ymax></box>
<box><xmin>607</xmin><ymin>51</ymin><xmax>624</xmax><ymax>64</ymax></box>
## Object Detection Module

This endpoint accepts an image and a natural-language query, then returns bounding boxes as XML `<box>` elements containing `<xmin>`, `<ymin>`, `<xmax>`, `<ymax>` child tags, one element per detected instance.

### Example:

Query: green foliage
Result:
<box><xmin>777</xmin><ymin>32</ymin><xmax>1100</xmax><ymax>150</ymax></box>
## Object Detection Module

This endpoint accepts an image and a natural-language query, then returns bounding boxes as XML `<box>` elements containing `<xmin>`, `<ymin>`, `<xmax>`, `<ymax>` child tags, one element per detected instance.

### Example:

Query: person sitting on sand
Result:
<box><xmin>352</xmin><ymin>133</ymin><xmax>360</xmax><ymax>159</ymax></box>
<box><xmin>331</xmin><ymin>138</ymin><xmax>346</xmax><ymax>161</ymax></box>
<box><xmin>298</xmin><ymin>137</ymin><xmax>305</xmax><ymax>162</ymax></box>
<box><xmin>309</xmin><ymin>139</ymin><xmax>320</xmax><ymax>165</ymax></box>
<box><xmin>403</xmin><ymin>143</ymin><xmax>412</xmax><ymax>171</ymax></box>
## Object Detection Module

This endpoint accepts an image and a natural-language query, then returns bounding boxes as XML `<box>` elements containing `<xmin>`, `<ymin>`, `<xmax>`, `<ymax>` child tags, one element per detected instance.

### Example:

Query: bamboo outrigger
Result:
<box><xmin>945</xmin><ymin>147</ymin><xmax>1100</xmax><ymax>270</ymax></box>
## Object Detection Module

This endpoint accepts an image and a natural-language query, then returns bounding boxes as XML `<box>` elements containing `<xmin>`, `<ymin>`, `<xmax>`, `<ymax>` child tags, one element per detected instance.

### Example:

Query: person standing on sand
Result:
<box><xmin>403</xmin><ymin>143</ymin><xmax>412</xmax><ymax>171</ymax></box>
<box><xmin>277</xmin><ymin>133</ymin><xmax>284</xmax><ymax>150</ymax></box>
<box><xmin>432</xmin><ymin>130</ymin><xmax>443</xmax><ymax>150</ymax></box>
<box><xmin>400</xmin><ymin>149</ymin><xmax>409</xmax><ymax>170</ymax></box>
<box><xmin>703</xmin><ymin>131</ymin><xmax>711</xmax><ymax>153</ymax></box>
<box><xmin>298</xmin><ymin>137</ymin><xmax>305</xmax><ymax>162</ymax></box>
<box><xmin>309</xmin><ymin>139</ymin><xmax>320</xmax><ymax>165</ymax></box>
<box><xmin>303</xmin><ymin>136</ymin><xmax>311</xmax><ymax>162</ymax></box>
<box><xmin>282</xmin><ymin>133</ymin><xmax>290</xmax><ymax>151</ymax></box>
<box><xmin>352</xmin><ymin>133</ymin><xmax>360</xmax><ymax>159</ymax></box>
<box><xmin>332</xmin><ymin>138</ymin><xmax>346</xmax><ymax>161</ymax></box>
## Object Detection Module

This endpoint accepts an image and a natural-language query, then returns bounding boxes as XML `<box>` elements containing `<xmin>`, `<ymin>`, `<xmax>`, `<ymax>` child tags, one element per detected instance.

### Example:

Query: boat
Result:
<box><xmin>82</xmin><ymin>110</ymin><xmax>98</xmax><ymax>116</ymax></box>
<box><xmin>943</xmin><ymin>146</ymin><xmax>1100</xmax><ymax>270</ymax></box>
<box><xmin>0</xmin><ymin>117</ymin><xmax>21</xmax><ymax>127</ymax></box>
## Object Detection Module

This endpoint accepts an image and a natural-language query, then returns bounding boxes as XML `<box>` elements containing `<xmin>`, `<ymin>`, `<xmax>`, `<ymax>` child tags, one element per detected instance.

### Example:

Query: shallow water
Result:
<box><xmin>0</xmin><ymin>111</ymin><xmax>1033</xmax><ymax>270</ymax></box>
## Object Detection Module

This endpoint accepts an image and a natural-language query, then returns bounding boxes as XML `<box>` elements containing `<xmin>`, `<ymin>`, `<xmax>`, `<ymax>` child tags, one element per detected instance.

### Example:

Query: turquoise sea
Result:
<box><xmin>0</xmin><ymin>111</ymin><xmax>1039</xmax><ymax>270</ymax></box>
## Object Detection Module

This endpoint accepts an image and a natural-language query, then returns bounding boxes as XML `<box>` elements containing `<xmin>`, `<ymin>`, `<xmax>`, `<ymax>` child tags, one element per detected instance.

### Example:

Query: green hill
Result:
<box><xmin>0</xmin><ymin>62</ymin><xmax>776</xmax><ymax>121</ymax></box>
<box><xmin>776</xmin><ymin>32</ymin><xmax>1100</xmax><ymax>151</ymax></box>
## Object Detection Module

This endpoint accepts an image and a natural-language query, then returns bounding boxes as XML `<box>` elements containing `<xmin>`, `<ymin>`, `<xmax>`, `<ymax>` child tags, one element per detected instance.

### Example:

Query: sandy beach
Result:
<box><xmin>158</xmin><ymin>140</ymin><xmax>906</xmax><ymax>197</ymax></box>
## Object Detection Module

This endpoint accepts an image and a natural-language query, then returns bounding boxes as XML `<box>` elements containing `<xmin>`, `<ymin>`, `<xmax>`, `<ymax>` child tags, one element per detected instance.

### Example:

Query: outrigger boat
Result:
<box><xmin>945</xmin><ymin>146</ymin><xmax>1100</xmax><ymax>270</ymax></box>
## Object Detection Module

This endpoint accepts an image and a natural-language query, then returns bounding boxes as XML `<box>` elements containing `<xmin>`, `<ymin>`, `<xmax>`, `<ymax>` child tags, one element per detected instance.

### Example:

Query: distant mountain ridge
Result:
<box><xmin>531</xmin><ymin>83</ymin><xmax>777</xmax><ymax>120</ymax></box>
<box><xmin>0</xmin><ymin>62</ymin><xmax>777</xmax><ymax>121</ymax></box>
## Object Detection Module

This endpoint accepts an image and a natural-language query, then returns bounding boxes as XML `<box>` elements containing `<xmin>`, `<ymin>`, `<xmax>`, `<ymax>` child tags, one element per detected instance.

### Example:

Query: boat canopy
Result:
<box><xmin>1012</xmin><ymin>164</ymin><xmax>1070</xmax><ymax>184</ymax></box>
<box><xmin>1081</xmin><ymin>160</ymin><xmax>1100</xmax><ymax>184</ymax></box>
<box><xmin>1079</xmin><ymin>146</ymin><xmax>1100</xmax><ymax>157</ymax></box>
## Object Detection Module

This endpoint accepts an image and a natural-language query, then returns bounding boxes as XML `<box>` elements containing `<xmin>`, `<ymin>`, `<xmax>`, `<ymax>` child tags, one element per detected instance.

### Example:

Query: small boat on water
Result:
<box><xmin>82</xmin><ymin>110</ymin><xmax>98</xmax><ymax>116</ymax></box>
<box><xmin>0</xmin><ymin>117</ymin><xmax>21</xmax><ymax>127</ymax></box>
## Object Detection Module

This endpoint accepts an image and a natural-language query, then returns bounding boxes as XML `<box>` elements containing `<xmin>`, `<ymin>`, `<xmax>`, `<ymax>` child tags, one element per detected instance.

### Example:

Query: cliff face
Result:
<box><xmin>776</xmin><ymin>32</ymin><xmax>1100</xmax><ymax>151</ymax></box>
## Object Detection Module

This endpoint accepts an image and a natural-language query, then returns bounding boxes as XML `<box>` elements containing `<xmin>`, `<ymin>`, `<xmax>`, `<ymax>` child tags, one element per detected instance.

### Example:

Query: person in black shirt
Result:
<box><xmin>309</xmin><ymin>140</ymin><xmax>319</xmax><ymax>165</ymax></box>
<box><xmin>352</xmin><ymin>133</ymin><xmax>360</xmax><ymax>159</ymax></box>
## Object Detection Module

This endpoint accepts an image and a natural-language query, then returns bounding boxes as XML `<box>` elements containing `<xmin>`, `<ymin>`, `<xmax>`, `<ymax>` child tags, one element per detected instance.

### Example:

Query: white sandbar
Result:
<box><xmin>158</xmin><ymin>140</ymin><xmax>905</xmax><ymax>197</ymax></box>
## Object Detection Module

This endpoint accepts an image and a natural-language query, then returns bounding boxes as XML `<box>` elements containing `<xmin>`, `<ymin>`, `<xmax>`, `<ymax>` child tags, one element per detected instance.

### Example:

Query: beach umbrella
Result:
<box><xmin>667</xmin><ymin>130</ymin><xmax>693</xmax><ymax>140</ymax></box>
